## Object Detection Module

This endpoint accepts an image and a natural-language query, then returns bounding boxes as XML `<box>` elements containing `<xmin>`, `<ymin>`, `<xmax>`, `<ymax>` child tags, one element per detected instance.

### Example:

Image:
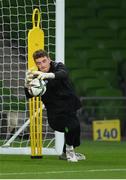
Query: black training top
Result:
<box><xmin>25</xmin><ymin>61</ymin><xmax>81</xmax><ymax>113</ymax></box>
<box><xmin>25</xmin><ymin>61</ymin><xmax>81</xmax><ymax>131</ymax></box>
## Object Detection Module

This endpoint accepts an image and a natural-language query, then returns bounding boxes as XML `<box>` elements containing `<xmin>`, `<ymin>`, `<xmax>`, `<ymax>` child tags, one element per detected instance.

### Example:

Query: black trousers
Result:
<box><xmin>65</xmin><ymin>122</ymin><xmax>80</xmax><ymax>147</ymax></box>
<box><xmin>63</xmin><ymin>123</ymin><xmax>80</xmax><ymax>153</ymax></box>
<box><xmin>48</xmin><ymin>111</ymin><xmax>80</xmax><ymax>131</ymax></box>
<box><xmin>48</xmin><ymin>111</ymin><xmax>81</xmax><ymax>151</ymax></box>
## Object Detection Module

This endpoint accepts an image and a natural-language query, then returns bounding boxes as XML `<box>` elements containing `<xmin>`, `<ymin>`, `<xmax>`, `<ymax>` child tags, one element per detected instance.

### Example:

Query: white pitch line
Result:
<box><xmin>0</xmin><ymin>168</ymin><xmax>126</xmax><ymax>176</ymax></box>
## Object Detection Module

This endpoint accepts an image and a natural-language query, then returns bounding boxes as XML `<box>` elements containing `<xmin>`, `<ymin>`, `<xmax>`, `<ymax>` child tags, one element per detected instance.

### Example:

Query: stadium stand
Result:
<box><xmin>97</xmin><ymin>70</ymin><xmax>119</xmax><ymax>88</ymax></box>
<box><xmin>65</xmin><ymin>0</ymin><xmax>126</xmax><ymax>97</ymax></box>
<box><xmin>75</xmin><ymin>77</ymin><xmax>111</xmax><ymax>96</ymax></box>
<box><xmin>88</xmin><ymin>58</ymin><xmax>117</xmax><ymax>70</ymax></box>
<box><xmin>65</xmin><ymin>0</ymin><xmax>126</xmax><ymax>137</ymax></box>
<box><xmin>94</xmin><ymin>88</ymin><xmax>125</xmax><ymax>120</ymax></box>
<box><xmin>70</xmin><ymin>69</ymin><xmax>97</xmax><ymax>81</ymax></box>
<box><xmin>94</xmin><ymin>88</ymin><xmax>123</xmax><ymax>97</ymax></box>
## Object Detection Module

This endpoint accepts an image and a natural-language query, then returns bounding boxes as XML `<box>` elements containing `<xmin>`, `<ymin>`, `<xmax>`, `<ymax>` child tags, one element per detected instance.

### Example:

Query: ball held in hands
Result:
<box><xmin>28</xmin><ymin>78</ymin><xmax>46</xmax><ymax>96</ymax></box>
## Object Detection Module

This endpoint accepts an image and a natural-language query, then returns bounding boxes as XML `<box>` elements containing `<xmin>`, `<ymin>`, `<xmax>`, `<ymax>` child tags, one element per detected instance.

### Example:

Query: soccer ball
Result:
<box><xmin>29</xmin><ymin>78</ymin><xmax>46</xmax><ymax>96</ymax></box>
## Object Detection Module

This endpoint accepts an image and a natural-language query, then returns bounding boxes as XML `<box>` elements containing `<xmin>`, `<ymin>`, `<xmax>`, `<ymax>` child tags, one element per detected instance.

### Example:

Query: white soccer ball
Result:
<box><xmin>29</xmin><ymin>78</ymin><xmax>46</xmax><ymax>96</ymax></box>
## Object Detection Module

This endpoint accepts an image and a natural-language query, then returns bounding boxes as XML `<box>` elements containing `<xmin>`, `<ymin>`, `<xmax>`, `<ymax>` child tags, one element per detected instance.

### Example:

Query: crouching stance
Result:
<box><xmin>24</xmin><ymin>49</ymin><xmax>86</xmax><ymax>162</ymax></box>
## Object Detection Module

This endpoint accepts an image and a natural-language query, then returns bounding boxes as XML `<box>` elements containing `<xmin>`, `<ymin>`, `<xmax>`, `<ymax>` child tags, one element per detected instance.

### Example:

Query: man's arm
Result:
<box><xmin>32</xmin><ymin>62</ymin><xmax>69</xmax><ymax>80</ymax></box>
<box><xmin>54</xmin><ymin>62</ymin><xmax>69</xmax><ymax>79</ymax></box>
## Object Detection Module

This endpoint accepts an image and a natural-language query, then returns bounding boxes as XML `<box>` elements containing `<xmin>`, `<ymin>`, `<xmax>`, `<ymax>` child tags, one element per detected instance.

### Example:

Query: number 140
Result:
<box><xmin>96</xmin><ymin>128</ymin><xmax>118</xmax><ymax>140</ymax></box>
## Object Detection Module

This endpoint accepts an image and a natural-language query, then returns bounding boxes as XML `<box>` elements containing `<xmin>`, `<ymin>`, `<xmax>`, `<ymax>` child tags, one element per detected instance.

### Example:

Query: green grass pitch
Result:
<box><xmin>0</xmin><ymin>140</ymin><xmax>126</xmax><ymax>179</ymax></box>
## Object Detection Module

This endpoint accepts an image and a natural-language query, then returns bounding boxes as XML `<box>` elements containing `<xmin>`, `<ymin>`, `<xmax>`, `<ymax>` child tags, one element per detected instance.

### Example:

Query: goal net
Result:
<box><xmin>0</xmin><ymin>0</ymin><xmax>64</xmax><ymax>155</ymax></box>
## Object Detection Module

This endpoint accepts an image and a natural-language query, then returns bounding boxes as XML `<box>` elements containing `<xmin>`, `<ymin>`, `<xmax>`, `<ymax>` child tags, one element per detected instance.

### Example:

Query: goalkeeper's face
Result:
<box><xmin>35</xmin><ymin>56</ymin><xmax>51</xmax><ymax>72</ymax></box>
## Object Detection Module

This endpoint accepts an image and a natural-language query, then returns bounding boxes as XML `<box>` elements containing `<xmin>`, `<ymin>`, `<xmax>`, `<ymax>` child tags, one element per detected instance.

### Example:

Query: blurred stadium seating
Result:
<box><xmin>65</xmin><ymin>0</ymin><xmax>126</xmax><ymax>96</ymax></box>
<box><xmin>65</xmin><ymin>0</ymin><xmax>126</xmax><ymax>137</ymax></box>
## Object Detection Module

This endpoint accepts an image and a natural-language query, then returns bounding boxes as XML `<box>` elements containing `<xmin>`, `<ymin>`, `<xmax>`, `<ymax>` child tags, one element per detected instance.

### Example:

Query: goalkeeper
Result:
<box><xmin>24</xmin><ymin>49</ymin><xmax>86</xmax><ymax>162</ymax></box>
